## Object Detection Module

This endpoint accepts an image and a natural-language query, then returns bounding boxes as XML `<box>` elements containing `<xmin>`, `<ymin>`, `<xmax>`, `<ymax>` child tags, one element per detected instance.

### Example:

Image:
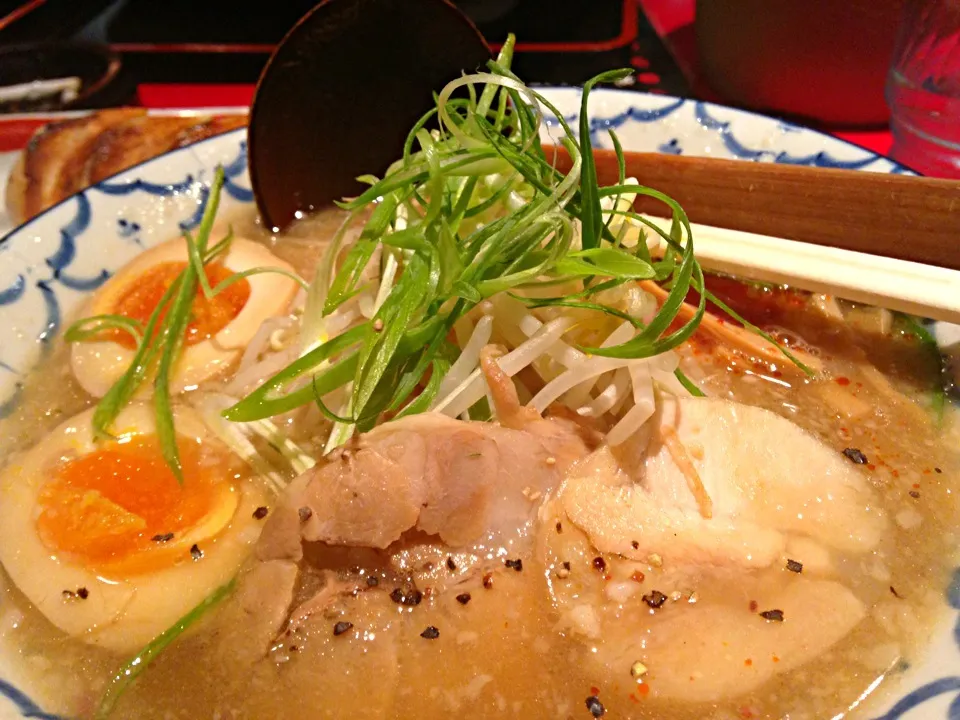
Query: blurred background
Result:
<box><xmin>0</xmin><ymin>0</ymin><xmax>955</xmax><ymax>173</ymax></box>
<box><xmin>0</xmin><ymin>0</ymin><xmax>681</xmax><ymax>102</ymax></box>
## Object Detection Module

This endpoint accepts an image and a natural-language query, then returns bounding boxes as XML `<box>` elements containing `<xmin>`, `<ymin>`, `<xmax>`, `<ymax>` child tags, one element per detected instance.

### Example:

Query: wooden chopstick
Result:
<box><xmin>552</xmin><ymin>149</ymin><xmax>960</xmax><ymax>271</ymax></box>
<box><xmin>636</xmin><ymin>216</ymin><xmax>960</xmax><ymax>324</ymax></box>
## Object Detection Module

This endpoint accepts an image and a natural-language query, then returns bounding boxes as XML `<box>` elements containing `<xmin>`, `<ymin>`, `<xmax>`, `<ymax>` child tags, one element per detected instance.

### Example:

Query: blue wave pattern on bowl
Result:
<box><xmin>0</xmin><ymin>133</ymin><xmax>253</xmax><ymax>720</ymax></box>
<box><xmin>0</xmin><ymin>89</ymin><xmax>956</xmax><ymax>719</ymax></box>
<box><xmin>873</xmin><ymin>568</ymin><xmax>960</xmax><ymax>719</ymax></box>
<box><xmin>545</xmin><ymin>92</ymin><xmax>908</xmax><ymax>171</ymax></box>
<box><xmin>0</xmin><ymin>679</ymin><xmax>60</xmax><ymax>720</ymax></box>
<box><xmin>0</xmin><ymin>140</ymin><xmax>252</xmax><ymax>419</ymax></box>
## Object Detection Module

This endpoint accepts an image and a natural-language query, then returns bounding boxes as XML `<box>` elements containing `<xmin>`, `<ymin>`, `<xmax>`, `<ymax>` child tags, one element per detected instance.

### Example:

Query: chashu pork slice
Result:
<box><xmin>5</xmin><ymin>107</ymin><xmax>145</xmax><ymax>223</ymax></box>
<box><xmin>5</xmin><ymin>110</ymin><xmax>249</xmax><ymax>224</ymax></box>
<box><xmin>84</xmin><ymin>113</ymin><xmax>248</xmax><ymax>184</ymax></box>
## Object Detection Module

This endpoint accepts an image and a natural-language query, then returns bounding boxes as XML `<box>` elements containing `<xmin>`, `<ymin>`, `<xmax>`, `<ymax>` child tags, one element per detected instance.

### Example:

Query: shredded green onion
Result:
<box><xmin>60</xmin><ymin>33</ymin><xmax>810</xmax><ymax>466</ymax></box>
<box><xmin>94</xmin><ymin>578</ymin><xmax>236</xmax><ymax>720</ymax></box>
<box><xmin>61</xmin><ymin>170</ymin><xmax>226</xmax><ymax>474</ymax></box>
<box><xmin>224</xmin><ymin>40</ymin><xmax>723</xmax><ymax>438</ymax></box>
<box><xmin>63</xmin><ymin>168</ymin><xmax>303</xmax><ymax>478</ymax></box>
<box><xmin>897</xmin><ymin>314</ymin><xmax>948</xmax><ymax>426</ymax></box>
<box><xmin>150</xmin><ymin>174</ymin><xmax>226</xmax><ymax>480</ymax></box>
<box><xmin>701</xmin><ymin>289</ymin><xmax>816</xmax><ymax>377</ymax></box>
<box><xmin>674</xmin><ymin>368</ymin><xmax>705</xmax><ymax>397</ymax></box>
<box><xmin>63</xmin><ymin>315</ymin><xmax>144</xmax><ymax>347</ymax></box>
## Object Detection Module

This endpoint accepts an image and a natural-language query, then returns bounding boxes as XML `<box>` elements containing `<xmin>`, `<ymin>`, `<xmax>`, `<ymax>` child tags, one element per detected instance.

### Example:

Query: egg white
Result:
<box><xmin>70</xmin><ymin>236</ymin><xmax>300</xmax><ymax>397</ymax></box>
<box><xmin>0</xmin><ymin>403</ymin><xmax>268</xmax><ymax>653</ymax></box>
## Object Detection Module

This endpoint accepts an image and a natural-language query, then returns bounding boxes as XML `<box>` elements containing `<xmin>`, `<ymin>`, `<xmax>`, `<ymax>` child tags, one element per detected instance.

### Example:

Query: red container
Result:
<box><xmin>695</xmin><ymin>0</ymin><xmax>905</xmax><ymax>127</ymax></box>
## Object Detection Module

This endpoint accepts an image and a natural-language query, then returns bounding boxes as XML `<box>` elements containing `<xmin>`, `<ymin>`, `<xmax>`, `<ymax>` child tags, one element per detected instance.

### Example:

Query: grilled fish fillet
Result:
<box><xmin>6</xmin><ymin>110</ymin><xmax>249</xmax><ymax>224</ymax></box>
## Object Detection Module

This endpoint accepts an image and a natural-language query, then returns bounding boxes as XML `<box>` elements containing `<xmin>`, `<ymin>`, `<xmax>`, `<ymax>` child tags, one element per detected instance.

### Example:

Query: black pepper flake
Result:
<box><xmin>842</xmin><ymin>447</ymin><xmax>868</xmax><ymax>464</ymax></box>
<box><xmin>562</xmin><ymin>561</ymin><xmax>571</xmax><ymax>571</ymax></box>
<box><xmin>298</xmin><ymin>506</ymin><xmax>313</xmax><ymax>523</ymax></box>
<box><xmin>759</xmin><ymin>609</ymin><xmax>785</xmax><ymax>622</ymax></box>
<box><xmin>456</xmin><ymin>593</ymin><xmax>471</xmax><ymax>605</ymax></box>
<box><xmin>62</xmin><ymin>587</ymin><xmax>89</xmax><ymax>601</ymax></box>
<box><xmin>556</xmin><ymin>521</ymin><xmax>563</xmax><ymax>534</ymax></box>
<box><xmin>389</xmin><ymin>588</ymin><xmax>422</xmax><ymax>606</ymax></box>
<box><xmin>786</xmin><ymin>559</ymin><xmax>803</xmax><ymax>573</ymax></box>
<box><xmin>420</xmin><ymin>626</ymin><xmax>440</xmax><ymax>639</ymax></box>
<box><xmin>366</xmin><ymin>576</ymin><xmax>379</xmax><ymax>588</ymax></box>
<box><xmin>890</xmin><ymin>585</ymin><xmax>905</xmax><ymax>599</ymax></box>
<box><xmin>333</xmin><ymin>621</ymin><xmax>353</xmax><ymax>636</ymax></box>
<box><xmin>909</xmin><ymin>490</ymin><xmax>920</xmax><ymax>499</ymax></box>
<box><xmin>446</xmin><ymin>556</ymin><xmax>457</xmax><ymax>571</ymax></box>
<box><xmin>252</xmin><ymin>506</ymin><xmax>269</xmax><ymax>520</ymax></box>
<box><xmin>504</xmin><ymin>558</ymin><xmax>523</xmax><ymax>572</ymax></box>
<box><xmin>482</xmin><ymin>572</ymin><xmax>494</xmax><ymax>589</ymax></box>
<box><xmin>642</xmin><ymin>590</ymin><xmax>667</xmax><ymax>609</ymax></box>
<box><xmin>151</xmin><ymin>532</ymin><xmax>174</xmax><ymax>543</ymax></box>
<box><xmin>934</xmin><ymin>467</ymin><xmax>942</xmax><ymax>474</ymax></box>
<box><xmin>190</xmin><ymin>544</ymin><xmax>203</xmax><ymax>561</ymax></box>
<box><xmin>631</xmin><ymin>540</ymin><xmax>639</xmax><ymax>550</ymax></box>
<box><xmin>585</xmin><ymin>695</ymin><xmax>605</xmax><ymax>717</ymax></box>
<box><xmin>592</xmin><ymin>556</ymin><xmax>607</xmax><ymax>573</ymax></box>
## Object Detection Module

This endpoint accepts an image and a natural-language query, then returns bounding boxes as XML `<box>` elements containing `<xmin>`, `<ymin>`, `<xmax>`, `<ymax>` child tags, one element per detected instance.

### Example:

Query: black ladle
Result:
<box><xmin>248</xmin><ymin>0</ymin><xmax>492</xmax><ymax>232</ymax></box>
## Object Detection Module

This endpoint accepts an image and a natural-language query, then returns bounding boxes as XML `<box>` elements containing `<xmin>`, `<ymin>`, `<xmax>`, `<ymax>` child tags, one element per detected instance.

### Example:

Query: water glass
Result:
<box><xmin>886</xmin><ymin>0</ymin><xmax>960</xmax><ymax>177</ymax></box>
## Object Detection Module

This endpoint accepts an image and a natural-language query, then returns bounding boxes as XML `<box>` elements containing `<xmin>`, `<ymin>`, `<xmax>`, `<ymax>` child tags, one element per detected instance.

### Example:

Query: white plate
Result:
<box><xmin>0</xmin><ymin>88</ymin><xmax>956</xmax><ymax>719</ymax></box>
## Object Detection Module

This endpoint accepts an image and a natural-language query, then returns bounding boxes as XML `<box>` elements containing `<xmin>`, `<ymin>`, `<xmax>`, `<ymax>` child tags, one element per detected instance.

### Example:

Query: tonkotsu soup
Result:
<box><xmin>0</xmin><ymin>46</ymin><xmax>957</xmax><ymax>720</ymax></box>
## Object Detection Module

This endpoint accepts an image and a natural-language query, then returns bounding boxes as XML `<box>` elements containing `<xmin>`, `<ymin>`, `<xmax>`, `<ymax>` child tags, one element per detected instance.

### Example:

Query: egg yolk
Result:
<box><xmin>36</xmin><ymin>435</ymin><xmax>237</xmax><ymax>574</ymax></box>
<box><xmin>105</xmin><ymin>261</ymin><xmax>250</xmax><ymax>349</ymax></box>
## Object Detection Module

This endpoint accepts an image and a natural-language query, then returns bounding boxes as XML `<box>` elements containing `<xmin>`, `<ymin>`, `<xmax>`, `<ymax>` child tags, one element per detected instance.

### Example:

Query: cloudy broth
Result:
<box><xmin>0</xmin><ymin>208</ymin><xmax>957</xmax><ymax>720</ymax></box>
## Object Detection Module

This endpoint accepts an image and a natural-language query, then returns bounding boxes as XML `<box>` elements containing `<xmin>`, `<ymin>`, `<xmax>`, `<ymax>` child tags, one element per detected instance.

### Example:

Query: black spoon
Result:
<box><xmin>248</xmin><ymin>0</ymin><xmax>492</xmax><ymax>232</ymax></box>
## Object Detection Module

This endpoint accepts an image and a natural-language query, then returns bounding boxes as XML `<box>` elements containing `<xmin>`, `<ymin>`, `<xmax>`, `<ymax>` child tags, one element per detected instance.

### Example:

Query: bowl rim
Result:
<box><xmin>0</xmin><ymin>84</ymin><xmax>908</xmax><ymax>248</ymax></box>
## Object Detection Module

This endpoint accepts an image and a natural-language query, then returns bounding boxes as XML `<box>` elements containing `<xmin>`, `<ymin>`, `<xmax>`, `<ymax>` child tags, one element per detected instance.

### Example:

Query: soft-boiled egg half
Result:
<box><xmin>71</xmin><ymin>235</ymin><xmax>299</xmax><ymax>397</ymax></box>
<box><xmin>0</xmin><ymin>402</ymin><xmax>269</xmax><ymax>653</ymax></box>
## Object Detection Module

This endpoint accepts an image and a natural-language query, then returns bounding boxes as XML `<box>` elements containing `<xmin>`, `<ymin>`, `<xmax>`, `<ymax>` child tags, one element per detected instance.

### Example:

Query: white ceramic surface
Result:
<box><xmin>0</xmin><ymin>88</ymin><xmax>956</xmax><ymax>719</ymax></box>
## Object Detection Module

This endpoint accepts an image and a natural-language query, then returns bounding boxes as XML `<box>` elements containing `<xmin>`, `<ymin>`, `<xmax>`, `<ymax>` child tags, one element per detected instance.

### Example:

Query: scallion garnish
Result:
<box><xmin>63</xmin><ymin>315</ymin><xmax>145</xmax><ymax>347</ymax></box>
<box><xmin>898</xmin><ymin>313</ymin><xmax>948</xmax><ymax>426</ymax></box>
<box><xmin>68</xmin><ymin>168</ymin><xmax>228</xmax><ymax>481</ymax></box>
<box><xmin>63</xmin><ymin>168</ymin><xmax>294</xmax><ymax>479</ymax></box>
<box><xmin>224</xmin><ymin>40</ymin><xmax>717</xmax><ymax>435</ymax></box>
<box><xmin>149</xmin><ymin>175</ymin><xmax>226</xmax><ymax>480</ymax></box>
<box><xmin>93</xmin><ymin>578</ymin><xmax>236</xmax><ymax>720</ymax></box>
<box><xmin>68</xmin><ymin>34</ymin><xmax>809</xmax><ymax>469</ymax></box>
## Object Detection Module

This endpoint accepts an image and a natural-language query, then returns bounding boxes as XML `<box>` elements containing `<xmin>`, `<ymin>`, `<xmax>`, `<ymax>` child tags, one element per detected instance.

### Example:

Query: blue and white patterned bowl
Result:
<box><xmin>0</xmin><ymin>88</ymin><xmax>957</xmax><ymax>719</ymax></box>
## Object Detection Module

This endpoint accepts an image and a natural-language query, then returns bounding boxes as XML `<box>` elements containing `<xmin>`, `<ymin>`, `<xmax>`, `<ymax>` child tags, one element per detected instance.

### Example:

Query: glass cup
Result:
<box><xmin>886</xmin><ymin>0</ymin><xmax>960</xmax><ymax>177</ymax></box>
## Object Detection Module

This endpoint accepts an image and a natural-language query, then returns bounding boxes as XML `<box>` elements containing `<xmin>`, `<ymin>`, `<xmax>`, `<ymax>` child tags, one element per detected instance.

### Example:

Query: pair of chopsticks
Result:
<box><xmin>564</xmin><ymin>150</ymin><xmax>960</xmax><ymax>324</ymax></box>
<box><xmin>640</xmin><ymin>216</ymin><xmax>960</xmax><ymax>324</ymax></box>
